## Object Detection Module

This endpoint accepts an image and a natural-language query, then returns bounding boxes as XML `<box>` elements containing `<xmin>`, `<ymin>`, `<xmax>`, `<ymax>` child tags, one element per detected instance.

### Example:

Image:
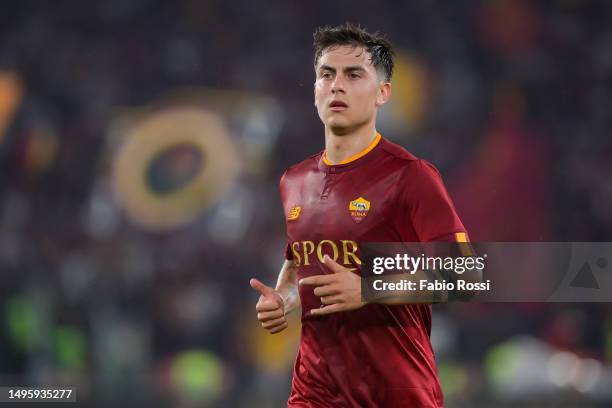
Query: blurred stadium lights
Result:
<box><xmin>6</xmin><ymin>294</ymin><xmax>48</xmax><ymax>353</ymax></box>
<box><xmin>0</xmin><ymin>70</ymin><xmax>23</xmax><ymax>145</ymax></box>
<box><xmin>436</xmin><ymin>361</ymin><xmax>469</xmax><ymax>401</ymax></box>
<box><xmin>53</xmin><ymin>325</ymin><xmax>87</xmax><ymax>371</ymax></box>
<box><xmin>169</xmin><ymin>349</ymin><xmax>225</xmax><ymax>404</ymax></box>
<box><xmin>486</xmin><ymin>336</ymin><xmax>612</xmax><ymax>401</ymax></box>
<box><xmin>23</xmin><ymin>121</ymin><xmax>60</xmax><ymax>177</ymax></box>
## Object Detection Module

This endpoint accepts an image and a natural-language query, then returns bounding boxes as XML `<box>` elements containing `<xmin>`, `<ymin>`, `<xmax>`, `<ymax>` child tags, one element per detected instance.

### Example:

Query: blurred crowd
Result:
<box><xmin>0</xmin><ymin>0</ymin><xmax>611</xmax><ymax>407</ymax></box>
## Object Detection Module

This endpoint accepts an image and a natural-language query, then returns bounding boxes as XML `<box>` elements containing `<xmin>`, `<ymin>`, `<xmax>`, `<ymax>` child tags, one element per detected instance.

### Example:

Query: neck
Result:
<box><xmin>324</xmin><ymin>123</ymin><xmax>378</xmax><ymax>164</ymax></box>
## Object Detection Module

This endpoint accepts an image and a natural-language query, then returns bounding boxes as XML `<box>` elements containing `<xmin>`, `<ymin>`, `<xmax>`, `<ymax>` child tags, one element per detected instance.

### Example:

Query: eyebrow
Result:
<box><xmin>319</xmin><ymin>64</ymin><xmax>368</xmax><ymax>74</ymax></box>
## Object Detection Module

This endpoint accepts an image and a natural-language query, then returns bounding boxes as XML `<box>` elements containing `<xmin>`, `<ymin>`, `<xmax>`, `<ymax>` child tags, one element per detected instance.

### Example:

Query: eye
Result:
<box><xmin>321</xmin><ymin>72</ymin><xmax>332</xmax><ymax>79</ymax></box>
<box><xmin>349</xmin><ymin>72</ymin><xmax>361</xmax><ymax>79</ymax></box>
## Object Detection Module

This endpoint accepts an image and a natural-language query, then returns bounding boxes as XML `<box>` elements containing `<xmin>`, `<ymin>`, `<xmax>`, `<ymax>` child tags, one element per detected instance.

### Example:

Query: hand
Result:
<box><xmin>250</xmin><ymin>278</ymin><xmax>287</xmax><ymax>334</ymax></box>
<box><xmin>299</xmin><ymin>255</ymin><xmax>366</xmax><ymax>316</ymax></box>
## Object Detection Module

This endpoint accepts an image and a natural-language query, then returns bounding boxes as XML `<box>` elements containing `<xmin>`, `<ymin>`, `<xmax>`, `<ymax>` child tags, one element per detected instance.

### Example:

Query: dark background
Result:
<box><xmin>0</xmin><ymin>0</ymin><xmax>611</xmax><ymax>407</ymax></box>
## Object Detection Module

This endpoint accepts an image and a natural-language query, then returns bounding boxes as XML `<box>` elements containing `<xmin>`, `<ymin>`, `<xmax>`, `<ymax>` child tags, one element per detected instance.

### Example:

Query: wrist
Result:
<box><xmin>276</xmin><ymin>284</ymin><xmax>298</xmax><ymax>313</ymax></box>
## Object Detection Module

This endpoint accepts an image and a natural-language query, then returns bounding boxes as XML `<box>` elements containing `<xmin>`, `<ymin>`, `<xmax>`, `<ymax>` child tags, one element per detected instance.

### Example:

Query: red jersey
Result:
<box><xmin>281</xmin><ymin>134</ymin><xmax>467</xmax><ymax>408</ymax></box>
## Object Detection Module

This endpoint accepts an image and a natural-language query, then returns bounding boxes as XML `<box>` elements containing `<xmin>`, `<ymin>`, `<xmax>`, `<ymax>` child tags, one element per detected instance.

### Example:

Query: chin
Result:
<box><xmin>326</xmin><ymin>115</ymin><xmax>371</xmax><ymax>136</ymax></box>
<box><xmin>328</xmin><ymin>124</ymin><xmax>354</xmax><ymax>136</ymax></box>
<box><xmin>325</xmin><ymin>118</ymin><xmax>352</xmax><ymax>133</ymax></box>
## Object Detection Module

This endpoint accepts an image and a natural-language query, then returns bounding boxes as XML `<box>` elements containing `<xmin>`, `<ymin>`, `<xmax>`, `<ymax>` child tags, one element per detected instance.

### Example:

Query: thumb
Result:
<box><xmin>322</xmin><ymin>255</ymin><xmax>347</xmax><ymax>273</ymax></box>
<box><xmin>250</xmin><ymin>278</ymin><xmax>275</xmax><ymax>296</ymax></box>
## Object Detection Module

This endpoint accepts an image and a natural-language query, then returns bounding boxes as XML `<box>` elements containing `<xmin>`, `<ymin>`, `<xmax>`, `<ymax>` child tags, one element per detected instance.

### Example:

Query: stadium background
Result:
<box><xmin>1</xmin><ymin>0</ymin><xmax>611</xmax><ymax>407</ymax></box>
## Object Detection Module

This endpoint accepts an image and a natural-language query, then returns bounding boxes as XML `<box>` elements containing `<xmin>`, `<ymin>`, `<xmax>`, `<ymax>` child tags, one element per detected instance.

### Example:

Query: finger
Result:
<box><xmin>257</xmin><ymin>309</ymin><xmax>284</xmax><ymax>321</ymax></box>
<box><xmin>322</xmin><ymin>254</ymin><xmax>349</xmax><ymax>274</ymax></box>
<box><xmin>310</xmin><ymin>303</ymin><xmax>344</xmax><ymax>316</ymax></box>
<box><xmin>299</xmin><ymin>274</ymin><xmax>336</xmax><ymax>286</ymax></box>
<box><xmin>262</xmin><ymin>316</ymin><xmax>287</xmax><ymax>329</ymax></box>
<box><xmin>320</xmin><ymin>295</ymin><xmax>343</xmax><ymax>305</ymax></box>
<box><xmin>313</xmin><ymin>285</ymin><xmax>340</xmax><ymax>297</ymax></box>
<box><xmin>255</xmin><ymin>299</ymin><xmax>282</xmax><ymax>312</ymax></box>
<box><xmin>269</xmin><ymin>322</ymin><xmax>288</xmax><ymax>334</ymax></box>
<box><xmin>250</xmin><ymin>278</ymin><xmax>275</xmax><ymax>296</ymax></box>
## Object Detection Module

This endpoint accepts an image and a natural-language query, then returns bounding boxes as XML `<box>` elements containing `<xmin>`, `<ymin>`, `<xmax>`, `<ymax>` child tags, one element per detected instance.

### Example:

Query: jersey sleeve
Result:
<box><xmin>280</xmin><ymin>169</ymin><xmax>294</xmax><ymax>260</ymax></box>
<box><xmin>285</xmin><ymin>243</ymin><xmax>294</xmax><ymax>260</ymax></box>
<box><xmin>398</xmin><ymin>160</ymin><xmax>468</xmax><ymax>242</ymax></box>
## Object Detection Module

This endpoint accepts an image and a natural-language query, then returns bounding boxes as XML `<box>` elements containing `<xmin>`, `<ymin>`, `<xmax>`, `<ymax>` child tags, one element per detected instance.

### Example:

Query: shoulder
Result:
<box><xmin>377</xmin><ymin>138</ymin><xmax>447</xmax><ymax>194</ymax></box>
<box><xmin>379</xmin><ymin>137</ymin><xmax>439</xmax><ymax>176</ymax></box>
<box><xmin>280</xmin><ymin>150</ymin><xmax>323</xmax><ymax>184</ymax></box>
<box><xmin>379</xmin><ymin>137</ymin><xmax>420</xmax><ymax>163</ymax></box>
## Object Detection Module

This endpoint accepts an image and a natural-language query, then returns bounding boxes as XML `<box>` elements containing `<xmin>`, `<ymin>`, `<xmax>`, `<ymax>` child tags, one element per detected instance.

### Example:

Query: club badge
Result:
<box><xmin>349</xmin><ymin>197</ymin><xmax>370</xmax><ymax>223</ymax></box>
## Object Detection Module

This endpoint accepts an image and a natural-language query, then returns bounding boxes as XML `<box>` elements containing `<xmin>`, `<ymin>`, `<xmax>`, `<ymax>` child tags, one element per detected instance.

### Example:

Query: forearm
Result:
<box><xmin>275</xmin><ymin>259</ymin><xmax>301</xmax><ymax>313</ymax></box>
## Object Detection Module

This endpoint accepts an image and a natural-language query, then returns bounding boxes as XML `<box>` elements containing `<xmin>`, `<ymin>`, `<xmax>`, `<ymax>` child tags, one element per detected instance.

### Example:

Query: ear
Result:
<box><xmin>375</xmin><ymin>82</ymin><xmax>391</xmax><ymax>107</ymax></box>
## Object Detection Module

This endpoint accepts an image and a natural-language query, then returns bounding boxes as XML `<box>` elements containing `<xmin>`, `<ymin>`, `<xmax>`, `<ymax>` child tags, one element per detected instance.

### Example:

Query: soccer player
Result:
<box><xmin>250</xmin><ymin>23</ymin><xmax>468</xmax><ymax>407</ymax></box>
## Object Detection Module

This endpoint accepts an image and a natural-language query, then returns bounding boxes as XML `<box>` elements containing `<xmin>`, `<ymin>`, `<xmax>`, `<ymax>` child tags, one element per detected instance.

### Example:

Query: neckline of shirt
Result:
<box><xmin>318</xmin><ymin>133</ymin><xmax>384</xmax><ymax>173</ymax></box>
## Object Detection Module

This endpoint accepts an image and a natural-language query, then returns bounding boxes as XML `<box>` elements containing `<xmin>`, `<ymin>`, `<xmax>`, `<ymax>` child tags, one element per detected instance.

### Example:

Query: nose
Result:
<box><xmin>331</xmin><ymin>75</ymin><xmax>345</xmax><ymax>94</ymax></box>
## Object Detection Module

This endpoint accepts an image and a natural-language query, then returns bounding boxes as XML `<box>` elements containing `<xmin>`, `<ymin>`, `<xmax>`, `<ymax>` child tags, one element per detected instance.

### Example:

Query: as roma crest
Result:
<box><xmin>349</xmin><ymin>197</ymin><xmax>370</xmax><ymax>223</ymax></box>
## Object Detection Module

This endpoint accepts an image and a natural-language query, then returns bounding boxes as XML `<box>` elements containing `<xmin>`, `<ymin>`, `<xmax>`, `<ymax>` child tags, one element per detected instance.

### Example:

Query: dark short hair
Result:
<box><xmin>313</xmin><ymin>22</ymin><xmax>395</xmax><ymax>82</ymax></box>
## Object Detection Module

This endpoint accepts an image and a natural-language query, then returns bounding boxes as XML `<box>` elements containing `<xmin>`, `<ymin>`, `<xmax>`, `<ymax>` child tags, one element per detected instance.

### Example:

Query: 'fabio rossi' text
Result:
<box><xmin>373</xmin><ymin>279</ymin><xmax>491</xmax><ymax>292</ymax></box>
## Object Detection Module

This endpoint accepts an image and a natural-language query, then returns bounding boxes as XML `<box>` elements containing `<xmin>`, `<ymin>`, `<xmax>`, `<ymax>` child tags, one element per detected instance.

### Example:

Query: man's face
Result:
<box><xmin>314</xmin><ymin>45</ymin><xmax>389</xmax><ymax>135</ymax></box>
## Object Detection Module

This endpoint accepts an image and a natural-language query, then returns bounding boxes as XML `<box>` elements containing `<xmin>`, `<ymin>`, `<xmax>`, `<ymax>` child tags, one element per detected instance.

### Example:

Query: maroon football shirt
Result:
<box><xmin>280</xmin><ymin>134</ymin><xmax>467</xmax><ymax>408</ymax></box>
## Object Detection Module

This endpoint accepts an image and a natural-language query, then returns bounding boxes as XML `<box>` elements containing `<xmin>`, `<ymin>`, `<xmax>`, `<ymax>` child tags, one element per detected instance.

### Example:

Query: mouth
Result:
<box><xmin>329</xmin><ymin>101</ymin><xmax>348</xmax><ymax>112</ymax></box>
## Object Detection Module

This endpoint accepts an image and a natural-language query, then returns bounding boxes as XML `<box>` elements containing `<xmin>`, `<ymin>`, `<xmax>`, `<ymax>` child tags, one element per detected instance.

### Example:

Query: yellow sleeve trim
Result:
<box><xmin>322</xmin><ymin>133</ymin><xmax>382</xmax><ymax>165</ymax></box>
<box><xmin>455</xmin><ymin>232</ymin><xmax>473</xmax><ymax>256</ymax></box>
<box><xmin>455</xmin><ymin>232</ymin><xmax>468</xmax><ymax>242</ymax></box>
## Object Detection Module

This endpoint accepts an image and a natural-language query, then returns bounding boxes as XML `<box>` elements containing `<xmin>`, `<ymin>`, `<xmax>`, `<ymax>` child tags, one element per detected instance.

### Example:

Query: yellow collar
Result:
<box><xmin>322</xmin><ymin>133</ymin><xmax>382</xmax><ymax>165</ymax></box>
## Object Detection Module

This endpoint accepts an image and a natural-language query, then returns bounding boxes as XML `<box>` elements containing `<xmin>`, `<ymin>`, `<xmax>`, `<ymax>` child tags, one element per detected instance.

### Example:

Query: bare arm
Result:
<box><xmin>274</xmin><ymin>259</ymin><xmax>301</xmax><ymax>314</ymax></box>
